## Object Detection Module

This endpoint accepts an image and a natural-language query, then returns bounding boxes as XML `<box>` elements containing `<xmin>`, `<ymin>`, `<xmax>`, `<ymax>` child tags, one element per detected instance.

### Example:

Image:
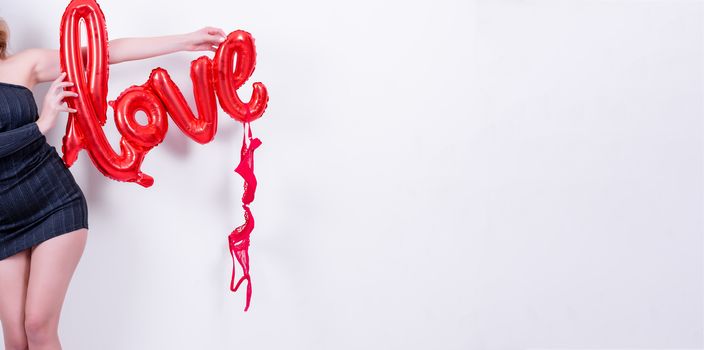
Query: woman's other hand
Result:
<box><xmin>183</xmin><ymin>26</ymin><xmax>226</xmax><ymax>52</ymax></box>
<box><xmin>36</xmin><ymin>72</ymin><xmax>77</xmax><ymax>135</ymax></box>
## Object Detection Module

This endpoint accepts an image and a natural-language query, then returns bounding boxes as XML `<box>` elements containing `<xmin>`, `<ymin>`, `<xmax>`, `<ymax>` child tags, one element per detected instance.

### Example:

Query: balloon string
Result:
<box><xmin>229</xmin><ymin>121</ymin><xmax>261</xmax><ymax>311</ymax></box>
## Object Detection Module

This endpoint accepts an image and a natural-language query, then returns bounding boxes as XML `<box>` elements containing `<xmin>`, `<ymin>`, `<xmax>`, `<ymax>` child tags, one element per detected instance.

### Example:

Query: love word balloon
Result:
<box><xmin>59</xmin><ymin>0</ymin><xmax>268</xmax><ymax>311</ymax></box>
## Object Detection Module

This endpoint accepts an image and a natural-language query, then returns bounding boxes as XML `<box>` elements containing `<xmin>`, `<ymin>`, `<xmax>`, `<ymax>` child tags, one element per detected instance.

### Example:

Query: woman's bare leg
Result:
<box><xmin>0</xmin><ymin>248</ymin><xmax>31</xmax><ymax>350</ymax></box>
<box><xmin>24</xmin><ymin>228</ymin><xmax>87</xmax><ymax>350</ymax></box>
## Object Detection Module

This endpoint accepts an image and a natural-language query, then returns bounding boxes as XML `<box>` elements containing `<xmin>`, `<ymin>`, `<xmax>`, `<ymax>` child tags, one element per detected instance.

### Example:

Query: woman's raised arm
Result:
<box><xmin>28</xmin><ymin>26</ymin><xmax>226</xmax><ymax>84</ymax></box>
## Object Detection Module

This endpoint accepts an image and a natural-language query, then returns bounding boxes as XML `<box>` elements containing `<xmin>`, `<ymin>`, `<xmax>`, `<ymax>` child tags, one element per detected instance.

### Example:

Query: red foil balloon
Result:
<box><xmin>148</xmin><ymin>59</ymin><xmax>218</xmax><ymax>144</ymax></box>
<box><xmin>214</xmin><ymin>30</ymin><xmax>269</xmax><ymax>123</ymax></box>
<box><xmin>112</xmin><ymin>86</ymin><xmax>168</xmax><ymax>149</ymax></box>
<box><xmin>60</xmin><ymin>0</ymin><xmax>108</xmax><ymax>165</ymax></box>
<box><xmin>60</xmin><ymin>0</ymin><xmax>157</xmax><ymax>186</ymax></box>
<box><xmin>59</xmin><ymin>0</ymin><xmax>267</xmax><ymax>311</ymax></box>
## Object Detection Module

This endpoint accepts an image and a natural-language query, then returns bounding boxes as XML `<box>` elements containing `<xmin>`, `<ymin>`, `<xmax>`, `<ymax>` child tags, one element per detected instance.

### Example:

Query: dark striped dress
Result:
<box><xmin>0</xmin><ymin>81</ymin><xmax>88</xmax><ymax>260</ymax></box>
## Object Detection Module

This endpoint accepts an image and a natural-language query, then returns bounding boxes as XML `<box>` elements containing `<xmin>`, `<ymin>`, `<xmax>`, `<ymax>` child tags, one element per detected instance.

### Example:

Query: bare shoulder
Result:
<box><xmin>0</xmin><ymin>48</ymin><xmax>55</xmax><ymax>88</ymax></box>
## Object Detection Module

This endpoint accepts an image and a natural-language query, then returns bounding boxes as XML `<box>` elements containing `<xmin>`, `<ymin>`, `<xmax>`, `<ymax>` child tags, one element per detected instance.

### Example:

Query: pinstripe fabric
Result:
<box><xmin>0</xmin><ymin>82</ymin><xmax>88</xmax><ymax>260</ymax></box>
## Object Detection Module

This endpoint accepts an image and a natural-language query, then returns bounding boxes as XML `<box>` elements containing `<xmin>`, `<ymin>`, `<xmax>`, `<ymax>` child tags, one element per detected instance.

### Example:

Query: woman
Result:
<box><xmin>0</xmin><ymin>17</ymin><xmax>226</xmax><ymax>350</ymax></box>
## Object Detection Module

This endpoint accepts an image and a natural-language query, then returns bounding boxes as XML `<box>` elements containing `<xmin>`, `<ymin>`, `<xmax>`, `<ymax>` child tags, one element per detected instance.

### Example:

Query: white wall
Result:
<box><xmin>1</xmin><ymin>0</ymin><xmax>702</xmax><ymax>349</ymax></box>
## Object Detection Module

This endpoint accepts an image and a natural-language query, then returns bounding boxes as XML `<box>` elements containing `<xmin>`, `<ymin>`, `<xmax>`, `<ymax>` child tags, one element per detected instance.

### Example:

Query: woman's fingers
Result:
<box><xmin>59</xmin><ymin>90</ymin><xmax>79</xmax><ymax>98</ymax></box>
<box><xmin>51</xmin><ymin>72</ymin><xmax>68</xmax><ymax>87</ymax></box>
<box><xmin>50</xmin><ymin>80</ymin><xmax>74</xmax><ymax>96</ymax></box>
<box><xmin>50</xmin><ymin>72</ymin><xmax>76</xmax><ymax>103</ymax></box>
<box><xmin>186</xmin><ymin>27</ymin><xmax>226</xmax><ymax>52</ymax></box>
<box><xmin>53</xmin><ymin>72</ymin><xmax>67</xmax><ymax>83</ymax></box>
<box><xmin>55</xmin><ymin>81</ymin><xmax>74</xmax><ymax>90</ymax></box>
<box><xmin>53</xmin><ymin>89</ymin><xmax>77</xmax><ymax>101</ymax></box>
<box><xmin>48</xmin><ymin>74</ymin><xmax>64</xmax><ymax>91</ymax></box>
<box><xmin>58</xmin><ymin>105</ymin><xmax>77</xmax><ymax>113</ymax></box>
<box><xmin>38</xmin><ymin>71</ymin><xmax>78</xmax><ymax>135</ymax></box>
<box><xmin>204</xmin><ymin>26</ymin><xmax>226</xmax><ymax>42</ymax></box>
<box><xmin>204</xmin><ymin>33</ymin><xmax>224</xmax><ymax>45</ymax></box>
<box><xmin>50</xmin><ymin>83</ymin><xmax>79</xmax><ymax>112</ymax></box>
<box><xmin>205</xmin><ymin>26</ymin><xmax>225</xmax><ymax>37</ymax></box>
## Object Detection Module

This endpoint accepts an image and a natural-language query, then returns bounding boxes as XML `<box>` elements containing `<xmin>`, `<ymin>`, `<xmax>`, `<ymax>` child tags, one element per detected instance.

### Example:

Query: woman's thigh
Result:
<box><xmin>24</xmin><ymin>228</ymin><xmax>88</xmax><ymax>328</ymax></box>
<box><xmin>0</xmin><ymin>248</ymin><xmax>31</xmax><ymax>347</ymax></box>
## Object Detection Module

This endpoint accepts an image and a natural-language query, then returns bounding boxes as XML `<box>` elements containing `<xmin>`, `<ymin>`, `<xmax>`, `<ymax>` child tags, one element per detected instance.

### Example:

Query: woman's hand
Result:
<box><xmin>183</xmin><ymin>26</ymin><xmax>227</xmax><ymax>52</ymax></box>
<box><xmin>36</xmin><ymin>72</ymin><xmax>77</xmax><ymax>135</ymax></box>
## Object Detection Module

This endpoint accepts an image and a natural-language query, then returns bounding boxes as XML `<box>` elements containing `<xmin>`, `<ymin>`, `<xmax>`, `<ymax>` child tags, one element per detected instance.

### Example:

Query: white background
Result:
<box><xmin>1</xmin><ymin>0</ymin><xmax>702</xmax><ymax>349</ymax></box>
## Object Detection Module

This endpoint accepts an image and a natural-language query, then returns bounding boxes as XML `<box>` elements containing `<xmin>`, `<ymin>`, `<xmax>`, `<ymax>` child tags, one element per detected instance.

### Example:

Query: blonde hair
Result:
<box><xmin>0</xmin><ymin>18</ymin><xmax>7</xmax><ymax>60</ymax></box>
